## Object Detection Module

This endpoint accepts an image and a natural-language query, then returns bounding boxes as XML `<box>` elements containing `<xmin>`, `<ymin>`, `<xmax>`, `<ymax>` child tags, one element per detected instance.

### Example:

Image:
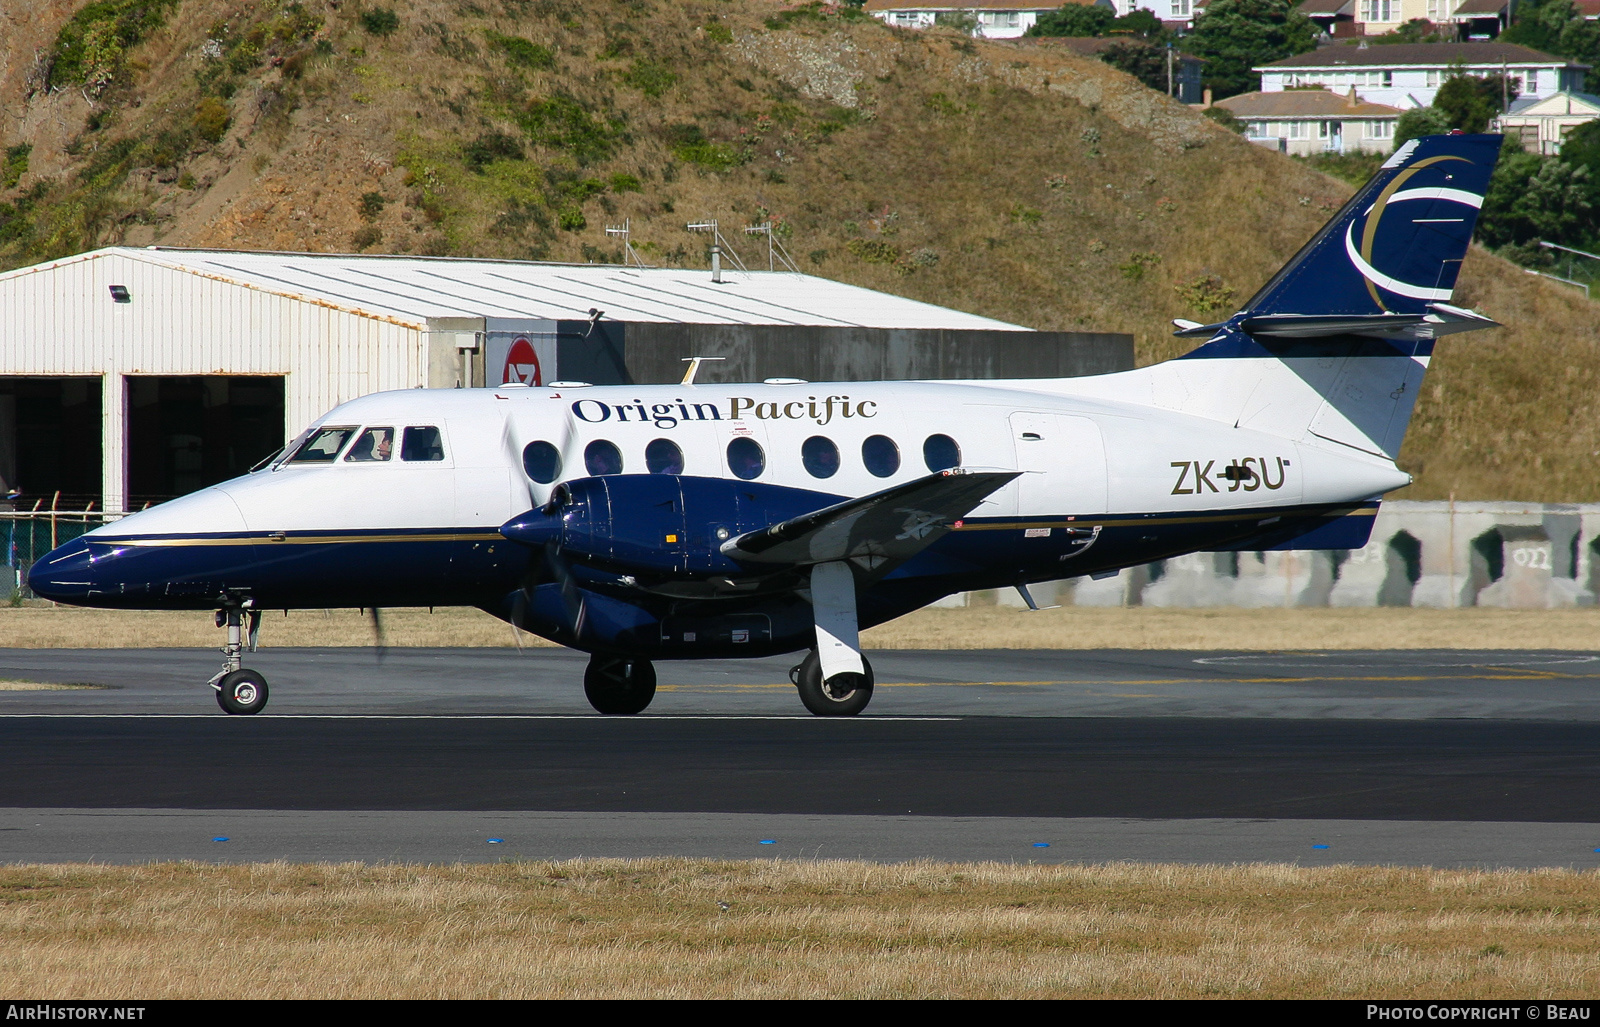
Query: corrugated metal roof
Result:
<box><xmin>0</xmin><ymin>247</ymin><xmax>1028</xmax><ymax>331</ymax></box>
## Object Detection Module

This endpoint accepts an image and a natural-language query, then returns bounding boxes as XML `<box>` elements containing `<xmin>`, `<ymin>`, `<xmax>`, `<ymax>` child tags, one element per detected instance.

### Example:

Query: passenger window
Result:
<box><xmin>862</xmin><ymin>434</ymin><xmax>900</xmax><ymax>478</ymax></box>
<box><xmin>727</xmin><ymin>437</ymin><xmax>765</xmax><ymax>480</ymax></box>
<box><xmin>923</xmin><ymin>434</ymin><xmax>961</xmax><ymax>472</ymax></box>
<box><xmin>345</xmin><ymin>427</ymin><xmax>394</xmax><ymax>462</ymax></box>
<box><xmin>646</xmin><ymin>438</ymin><xmax>685</xmax><ymax>475</ymax></box>
<box><xmin>585</xmin><ymin>439</ymin><xmax>624</xmax><ymax>476</ymax></box>
<box><xmin>802</xmin><ymin>435</ymin><xmax>840</xmax><ymax>479</ymax></box>
<box><xmin>523</xmin><ymin>440</ymin><xmax>562</xmax><ymax>484</ymax></box>
<box><xmin>401</xmin><ymin>426</ymin><xmax>445</xmax><ymax>462</ymax></box>
<box><xmin>287</xmin><ymin>426</ymin><xmax>356</xmax><ymax>463</ymax></box>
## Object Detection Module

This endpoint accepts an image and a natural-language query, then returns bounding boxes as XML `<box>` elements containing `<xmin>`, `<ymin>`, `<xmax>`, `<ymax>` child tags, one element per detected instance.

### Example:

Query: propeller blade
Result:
<box><xmin>369</xmin><ymin>606</ymin><xmax>387</xmax><ymax>664</ymax></box>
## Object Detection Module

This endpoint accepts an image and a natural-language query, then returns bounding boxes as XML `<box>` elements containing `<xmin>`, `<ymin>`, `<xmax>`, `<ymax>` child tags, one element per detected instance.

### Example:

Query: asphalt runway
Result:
<box><xmin>4</xmin><ymin>647</ymin><xmax>1600</xmax><ymax>866</ymax></box>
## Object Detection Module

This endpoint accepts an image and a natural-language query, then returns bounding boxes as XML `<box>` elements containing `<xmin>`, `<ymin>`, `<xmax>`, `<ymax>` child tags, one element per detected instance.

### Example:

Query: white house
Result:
<box><xmin>863</xmin><ymin>0</ymin><xmax>1094</xmax><ymax>37</ymax></box>
<box><xmin>1216</xmin><ymin>87</ymin><xmax>1402</xmax><ymax>155</ymax></box>
<box><xmin>1496</xmin><ymin>90</ymin><xmax>1600</xmax><ymax>154</ymax></box>
<box><xmin>1258</xmin><ymin>41</ymin><xmax>1587</xmax><ymax>108</ymax></box>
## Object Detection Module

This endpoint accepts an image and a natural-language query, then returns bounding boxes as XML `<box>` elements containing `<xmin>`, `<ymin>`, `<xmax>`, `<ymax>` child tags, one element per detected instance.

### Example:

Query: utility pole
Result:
<box><xmin>1167</xmin><ymin>42</ymin><xmax>1174</xmax><ymax>98</ymax></box>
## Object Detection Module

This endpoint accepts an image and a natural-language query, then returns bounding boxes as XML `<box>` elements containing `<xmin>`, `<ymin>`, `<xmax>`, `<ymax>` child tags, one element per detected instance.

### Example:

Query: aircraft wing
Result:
<box><xmin>720</xmin><ymin>468</ymin><xmax>1019</xmax><ymax>574</ymax></box>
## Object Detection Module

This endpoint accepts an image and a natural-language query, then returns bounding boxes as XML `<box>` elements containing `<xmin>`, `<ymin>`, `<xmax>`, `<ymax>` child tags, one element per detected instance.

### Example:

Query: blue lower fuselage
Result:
<box><xmin>29</xmin><ymin>499</ymin><xmax>1373</xmax><ymax>659</ymax></box>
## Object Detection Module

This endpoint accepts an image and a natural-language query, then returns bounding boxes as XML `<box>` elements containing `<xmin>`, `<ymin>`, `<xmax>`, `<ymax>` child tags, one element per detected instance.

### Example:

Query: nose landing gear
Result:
<box><xmin>583</xmin><ymin>654</ymin><xmax>656</xmax><ymax>714</ymax></box>
<box><xmin>209</xmin><ymin>603</ymin><xmax>269</xmax><ymax>715</ymax></box>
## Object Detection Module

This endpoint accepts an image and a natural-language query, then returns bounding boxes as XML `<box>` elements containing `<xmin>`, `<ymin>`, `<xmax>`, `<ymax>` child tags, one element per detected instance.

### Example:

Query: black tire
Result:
<box><xmin>216</xmin><ymin>669</ymin><xmax>269</xmax><ymax>715</ymax></box>
<box><xmin>584</xmin><ymin>655</ymin><xmax>656</xmax><ymax>715</ymax></box>
<box><xmin>794</xmin><ymin>650</ymin><xmax>873</xmax><ymax>717</ymax></box>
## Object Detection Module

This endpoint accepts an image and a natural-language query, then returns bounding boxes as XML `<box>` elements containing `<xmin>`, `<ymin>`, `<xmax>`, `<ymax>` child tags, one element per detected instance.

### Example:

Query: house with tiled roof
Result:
<box><xmin>1258</xmin><ymin>41</ymin><xmax>1587</xmax><ymax>108</ymax></box>
<box><xmin>1216</xmin><ymin>87</ymin><xmax>1403</xmax><ymax>155</ymax></box>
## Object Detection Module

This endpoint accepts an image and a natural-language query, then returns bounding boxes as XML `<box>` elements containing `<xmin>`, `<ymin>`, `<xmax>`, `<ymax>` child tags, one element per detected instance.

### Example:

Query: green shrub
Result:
<box><xmin>49</xmin><ymin>0</ymin><xmax>179</xmax><ymax>93</ymax></box>
<box><xmin>1009</xmin><ymin>204</ymin><xmax>1043</xmax><ymax>226</ymax></box>
<box><xmin>557</xmin><ymin>205</ymin><xmax>586</xmax><ymax>231</ymax></box>
<box><xmin>1175</xmin><ymin>273</ymin><xmax>1236</xmax><ymax>314</ymax></box>
<box><xmin>463</xmin><ymin>132</ymin><xmax>524</xmax><ymax>171</ymax></box>
<box><xmin>486</xmin><ymin>31</ymin><xmax>555</xmax><ymax>69</ymax></box>
<box><xmin>704</xmin><ymin>22</ymin><xmax>733</xmax><ymax>44</ymax></box>
<box><xmin>846</xmin><ymin>238</ymin><xmax>900</xmax><ymax>264</ymax></box>
<box><xmin>351</xmin><ymin>225</ymin><xmax>382</xmax><ymax>249</ymax></box>
<box><xmin>607</xmin><ymin>172</ymin><xmax>641</xmax><ymax>193</ymax></box>
<box><xmin>358</xmin><ymin>191</ymin><xmax>386</xmax><ymax>221</ymax></box>
<box><xmin>667</xmin><ymin>123</ymin><xmax>743</xmax><ymax>171</ymax></box>
<box><xmin>193</xmin><ymin>97</ymin><xmax>231</xmax><ymax>143</ymax></box>
<box><xmin>360</xmin><ymin>8</ymin><xmax>399</xmax><ymax>36</ymax></box>
<box><xmin>622</xmin><ymin>59</ymin><xmax>677</xmax><ymax>98</ymax></box>
<box><xmin>924</xmin><ymin>92</ymin><xmax>963</xmax><ymax>115</ymax></box>
<box><xmin>1118</xmin><ymin>251</ymin><xmax>1160</xmax><ymax>280</ymax></box>
<box><xmin>2</xmin><ymin>145</ymin><xmax>30</xmax><ymax>191</ymax></box>
<box><xmin>517</xmin><ymin>95</ymin><xmax>621</xmax><ymax>165</ymax></box>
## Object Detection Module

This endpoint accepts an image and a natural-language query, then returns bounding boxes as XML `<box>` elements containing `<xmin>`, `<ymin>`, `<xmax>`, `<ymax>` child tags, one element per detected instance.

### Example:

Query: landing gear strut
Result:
<box><xmin>209</xmin><ymin>602</ymin><xmax>268</xmax><ymax>715</ymax></box>
<box><xmin>584</xmin><ymin>654</ymin><xmax>656</xmax><ymax>714</ymax></box>
<box><xmin>791</xmin><ymin>649</ymin><xmax>874</xmax><ymax>716</ymax></box>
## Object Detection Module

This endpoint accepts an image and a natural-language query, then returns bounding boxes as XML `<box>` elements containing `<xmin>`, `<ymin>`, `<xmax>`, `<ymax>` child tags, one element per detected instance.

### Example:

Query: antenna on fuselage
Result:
<box><xmin>680</xmin><ymin>355</ymin><xmax>726</xmax><ymax>386</ymax></box>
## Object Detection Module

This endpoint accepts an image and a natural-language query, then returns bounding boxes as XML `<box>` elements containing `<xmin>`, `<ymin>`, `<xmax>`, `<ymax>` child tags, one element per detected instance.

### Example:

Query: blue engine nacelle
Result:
<box><xmin>499</xmin><ymin>474</ymin><xmax>844</xmax><ymax>578</ymax></box>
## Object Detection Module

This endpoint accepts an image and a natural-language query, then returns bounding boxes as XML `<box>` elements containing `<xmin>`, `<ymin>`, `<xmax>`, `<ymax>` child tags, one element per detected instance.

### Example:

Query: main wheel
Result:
<box><xmin>216</xmin><ymin>669</ymin><xmax>269</xmax><ymax>715</ymax></box>
<box><xmin>583</xmin><ymin>655</ymin><xmax>657</xmax><ymax>715</ymax></box>
<box><xmin>793</xmin><ymin>650</ymin><xmax>873</xmax><ymax>717</ymax></box>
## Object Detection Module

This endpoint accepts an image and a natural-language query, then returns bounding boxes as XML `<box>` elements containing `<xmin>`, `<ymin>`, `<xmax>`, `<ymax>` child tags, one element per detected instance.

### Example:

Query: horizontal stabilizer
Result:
<box><xmin>722</xmin><ymin>468</ymin><xmax>1018</xmax><ymax>574</ymax></box>
<box><xmin>1175</xmin><ymin>304</ymin><xmax>1500</xmax><ymax>340</ymax></box>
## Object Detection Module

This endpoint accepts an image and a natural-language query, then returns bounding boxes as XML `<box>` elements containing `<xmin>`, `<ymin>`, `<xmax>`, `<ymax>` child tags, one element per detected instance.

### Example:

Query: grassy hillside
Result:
<box><xmin>1</xmin><ymin>0</ymin><xmax>1596</xmax><ymax>501</ymax></box>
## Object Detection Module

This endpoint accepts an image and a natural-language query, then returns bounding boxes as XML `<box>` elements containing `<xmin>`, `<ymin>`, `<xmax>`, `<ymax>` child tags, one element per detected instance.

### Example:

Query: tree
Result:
<box><xmin>1394</xmin><ymin>106</ymin><xmax>1450</xmax><ymax>145</ymax></box>
<box><xmin>1026</xmin><ymin>4</ymin><xmax>1114</xmax><ymax>37</ymax></box>
<box><xmin>1183</xmin><ymin>0</ymin><xmax>1317</xmax><ymax>100</ymax></box>
<box><xmin>1500</xmin><ymin>0</ymin><xmax>1600</xmax><ymax>65</ymax></box>
<box><xmin>1433</xmin><ymin>75</ymin><xmax>1501</xmax><ymax>133</ymax></box>
<box><xmin>1478</xmin><ymin>143</ymin><xmax>1593</xmax><ymax>248</ymax></box>
<box><xmin>1099</xmin><ymin>40</ymin><xmax>1169</xmax><ymax>93</ymax></box>
<box><xmin>1558</xmin><ymin>119</ymin><xmax>1600</xmax><ymax>179</ymax></box>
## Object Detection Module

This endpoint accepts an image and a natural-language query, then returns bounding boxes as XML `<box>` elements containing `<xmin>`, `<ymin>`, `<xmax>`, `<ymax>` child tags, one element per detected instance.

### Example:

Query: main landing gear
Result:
<box><xmin>210</xmin><ymin>602</ymin><xmax>268</xmax><ymax>715</ymax></box>
<box><xmin>790</xmin><ymin>649</ymin><xmax>874</xmax><ymax>717</ymax></box>
<box><xmin>584</xmin><ymin>654</ymin><xmax>657</xmax><ymax>714</ymax></box>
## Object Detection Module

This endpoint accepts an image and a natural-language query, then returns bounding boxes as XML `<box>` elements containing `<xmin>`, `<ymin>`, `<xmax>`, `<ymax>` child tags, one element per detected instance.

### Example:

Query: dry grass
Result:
<box><xmin>2</xmin><ymin>604</ymin><xmax>1598</xmax><ymax>651</ymax></box>
<box><xmin>1</xmin><ymin>860</ymin><xmax>1598</xmax><ymax>998</ymax></box>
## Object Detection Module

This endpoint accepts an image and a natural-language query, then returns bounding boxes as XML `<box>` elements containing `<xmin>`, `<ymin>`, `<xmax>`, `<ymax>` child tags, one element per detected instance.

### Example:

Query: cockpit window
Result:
<box><xmin>287</xmin><ymin>426</ymin><xmax>356</xmax><ymax>463</ymax></box>
<box><xmin>346</xmin><ymin>427</ymin><xmax>394</xmax><ymax>462</ymax></box>
<box><xmin>401</xmin><ymin>426</ymin><xmax>445</xmax><ymax>462</ymax></box>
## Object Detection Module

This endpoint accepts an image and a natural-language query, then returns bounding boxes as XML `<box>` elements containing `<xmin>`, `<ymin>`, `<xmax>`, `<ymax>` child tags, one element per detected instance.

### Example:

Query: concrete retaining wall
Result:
<box><xmin>941</xmin><ymin>501</ymin><xmax>1600</xmax><ymax>610</ymax></box>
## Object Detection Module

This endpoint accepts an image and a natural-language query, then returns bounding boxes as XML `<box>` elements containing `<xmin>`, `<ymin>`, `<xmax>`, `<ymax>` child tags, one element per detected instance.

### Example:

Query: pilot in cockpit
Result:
<box><xmin>346</xmin><ymin>427</ymin><xmax>393</xmax><ymax>462</ymax></box>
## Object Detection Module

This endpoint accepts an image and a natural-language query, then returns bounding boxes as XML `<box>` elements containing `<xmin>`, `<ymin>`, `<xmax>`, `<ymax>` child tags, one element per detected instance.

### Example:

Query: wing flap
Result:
<box><xmin>721</xmin><ymin>469</ymin><xmax>1019</xmax><ymax>572</ymax></box>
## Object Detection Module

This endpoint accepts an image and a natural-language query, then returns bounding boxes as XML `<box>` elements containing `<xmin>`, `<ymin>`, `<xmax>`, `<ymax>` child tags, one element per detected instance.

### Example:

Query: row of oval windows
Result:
<box><xmin>523</xmin><ymin>434</ymin><xmax>962</xmax><ymax>484</ymax></box>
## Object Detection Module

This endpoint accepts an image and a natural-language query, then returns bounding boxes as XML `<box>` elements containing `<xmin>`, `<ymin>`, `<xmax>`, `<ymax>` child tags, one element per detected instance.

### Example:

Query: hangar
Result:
<box><xmin>0</xmin><ymin>246</ymin><xmax>1131</xmax><ymax>513</ymax></box>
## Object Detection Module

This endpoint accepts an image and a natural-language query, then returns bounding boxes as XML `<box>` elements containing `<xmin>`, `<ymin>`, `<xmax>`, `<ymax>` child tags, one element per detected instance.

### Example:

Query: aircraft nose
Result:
<box><xmin>26</xmin><ymin>536</ymin><xmax>95</xmax><ymax>602</ymax></box>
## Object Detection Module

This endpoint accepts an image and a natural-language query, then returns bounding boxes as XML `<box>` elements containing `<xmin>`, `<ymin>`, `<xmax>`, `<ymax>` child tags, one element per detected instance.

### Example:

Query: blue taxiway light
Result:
<box><xmin>487</xmin><ymin>838</ymin><xmax>504</xmax><ymax>844</ymax></box>
<box><xmin>759</xmin><ymin>839</ymin><xmax>776</xmax><ymax>845</ymax></box>
<box><xmin>212</xmin><ymin>837</ymin><xmax>229</xmax><ymax>842</ymax></box>
<box><xmin>1312</xmin><ymin>844</ymin><xmax>1330</xmax><ymax>850</ymax></box>
<box><xmin>1032</xmin><ymin>843</ymin><xmax>1050</xmax><ymax>848</ymax></box>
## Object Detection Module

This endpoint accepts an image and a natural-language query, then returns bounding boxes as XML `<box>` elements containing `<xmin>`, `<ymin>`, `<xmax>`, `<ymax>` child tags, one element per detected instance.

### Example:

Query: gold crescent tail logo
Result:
<box><xmin>1358</xmin><ymin>155</ymin><xmax>1471</xmax><ymax>310</ymax></box>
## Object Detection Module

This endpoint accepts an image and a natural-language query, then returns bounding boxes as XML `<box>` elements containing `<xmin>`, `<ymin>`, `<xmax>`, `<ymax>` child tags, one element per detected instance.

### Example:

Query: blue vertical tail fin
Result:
<box><xmin>1243</xmin><ymin>133</ymin><xmax>1502</xmax><ymax>317</ymax></box>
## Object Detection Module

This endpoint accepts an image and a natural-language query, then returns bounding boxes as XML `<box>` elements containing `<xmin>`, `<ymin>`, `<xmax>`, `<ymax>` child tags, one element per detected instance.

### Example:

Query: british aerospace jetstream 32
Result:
<box><xmin>30</xmin><ymin>134</ymin><xmax>1504</xmax><ymax>717</ymax></box>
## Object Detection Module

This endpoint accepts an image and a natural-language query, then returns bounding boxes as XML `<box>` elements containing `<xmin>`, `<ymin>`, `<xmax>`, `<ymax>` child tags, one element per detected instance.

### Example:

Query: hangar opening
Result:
<box><xmin>126</xmin><ymin>376</ymin><xmax>285</xmax><ymax>507</ymax></box>
<box><xmin>0</xmin><ymin>377</ymin><xmax>102</xmax><ymax>509</ymax></box>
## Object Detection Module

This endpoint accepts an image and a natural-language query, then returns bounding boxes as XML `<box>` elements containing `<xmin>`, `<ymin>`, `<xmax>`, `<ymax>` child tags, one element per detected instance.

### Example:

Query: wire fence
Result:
<box><xmin>3</xmin><ymin>509</ymin><xmax>120</xmax><ymax>601</ymax></box>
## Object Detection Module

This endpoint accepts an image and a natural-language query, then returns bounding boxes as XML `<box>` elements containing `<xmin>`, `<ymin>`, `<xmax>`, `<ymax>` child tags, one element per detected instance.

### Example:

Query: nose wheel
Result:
<box><xmin>792</xmin><ymin>649</ymin><xmax>874</xmax><ymax>716</ymax></box>
<box><xmin>584</xmin><ymin>655</ymin><xmax>656</xmax><ymax>714</ymax></box>
<box><xmin>208</xmin><ymin>602</ymin><xmax>269</xmax><ymax>715</ymax></box>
